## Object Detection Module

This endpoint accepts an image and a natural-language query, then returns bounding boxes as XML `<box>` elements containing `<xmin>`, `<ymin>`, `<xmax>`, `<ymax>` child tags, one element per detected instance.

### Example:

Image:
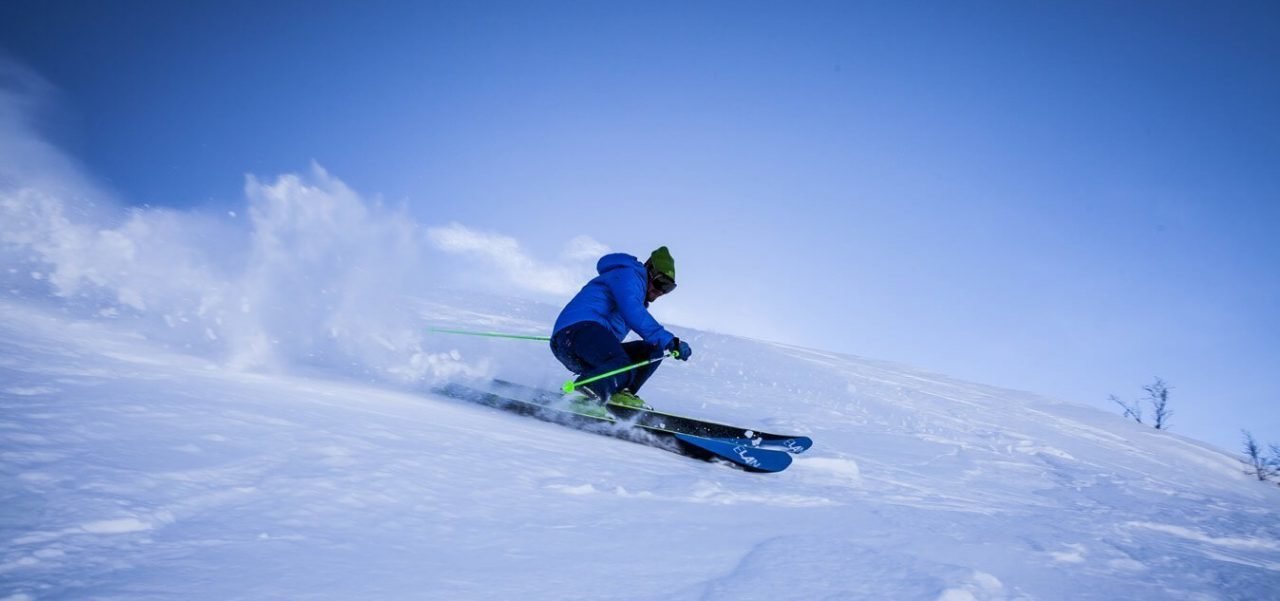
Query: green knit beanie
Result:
<box><xmin>647</xmin><ymin>246</ymin><xmax>675</xmax><ymax>281</ymax></box>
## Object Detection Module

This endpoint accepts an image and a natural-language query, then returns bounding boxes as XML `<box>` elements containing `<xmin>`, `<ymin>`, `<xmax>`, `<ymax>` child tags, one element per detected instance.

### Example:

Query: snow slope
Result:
<box><xmin>2</xmin><ymin>291</ymin><xmax>1277</xmax><ymax>601</ymax></box>
<box><xmin>1</xmin><ymin>157</ymin><xmax>1276</xmax><ymax>600</ymax></box>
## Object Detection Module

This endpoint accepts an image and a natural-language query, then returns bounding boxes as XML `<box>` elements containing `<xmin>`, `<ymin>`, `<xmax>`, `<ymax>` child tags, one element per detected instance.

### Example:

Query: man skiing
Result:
<box><xmin>550</xmin><ymin>246</ymin><xmax>692</xmax><ymax>409</ymax></box>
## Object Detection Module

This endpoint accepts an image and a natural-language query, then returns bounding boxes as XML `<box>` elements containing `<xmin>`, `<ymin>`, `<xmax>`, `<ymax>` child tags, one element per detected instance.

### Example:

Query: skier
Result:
<box><xmin>550</xmin><ymin>246</ymin><xmax>692</xmax><ymax>409</ymax></box>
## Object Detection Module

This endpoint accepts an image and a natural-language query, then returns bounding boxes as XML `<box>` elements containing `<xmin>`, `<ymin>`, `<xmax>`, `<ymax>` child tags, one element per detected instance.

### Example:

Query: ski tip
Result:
<box><xmin>774</xmin><ymin>436</ymin><xmax>813</xmax><ymax>453</ymax></box>
<box><xmin>674</xmin><ymin>433</ymin><xmax>793</xmax><ymax>473</ymax></box>
<box><xmin>706</xmin><ymin>435</ymin><xmax>813</xmax><ymax>454</ymax></box>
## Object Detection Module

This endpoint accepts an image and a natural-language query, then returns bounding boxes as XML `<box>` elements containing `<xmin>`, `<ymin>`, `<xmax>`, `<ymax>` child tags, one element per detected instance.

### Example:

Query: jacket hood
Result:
<box><xmin>596</xmin><ymin>253</ymin><xmax>643</xmax><ymax>276</ymax></box>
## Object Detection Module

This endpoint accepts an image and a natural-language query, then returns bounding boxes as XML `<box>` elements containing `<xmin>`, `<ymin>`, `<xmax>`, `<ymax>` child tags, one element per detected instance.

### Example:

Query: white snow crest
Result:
<box><xmin>935</xmin><ymin>571</ymin><xmax>1008</xmax><ymax>601</ymax></box>
<box><xmin>426</xmin><ymin>222</ymin><xmax>605</xmax><ymax>296</ymax></box>
<box><xmin>791</xmin><ymin>456</ymin><xmax>862</xmax><ymax>487</ymax></box>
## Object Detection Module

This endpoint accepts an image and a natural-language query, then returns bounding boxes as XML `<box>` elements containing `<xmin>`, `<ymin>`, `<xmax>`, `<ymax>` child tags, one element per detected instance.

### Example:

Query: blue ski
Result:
<box><xmin>490</xmin><ymin>379</ymin><xmax>814</xmax><ymax>454</ymax></box>
<box><xmin>674</xmin><ymin>433</ymin><xmax>793</xmax><ymax>473</ymax></box>
<box><xmin>436</xmin><ymin>383</ymin><xmax>794</xmax><ymax>473</ymax></box>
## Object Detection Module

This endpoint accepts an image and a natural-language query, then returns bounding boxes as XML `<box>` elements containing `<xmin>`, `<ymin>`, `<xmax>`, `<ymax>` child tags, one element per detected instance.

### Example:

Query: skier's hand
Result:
<box><xmin>669</xmin><ymin>338</ymin><xmax>692</xmax><ymax>361</ymax></box>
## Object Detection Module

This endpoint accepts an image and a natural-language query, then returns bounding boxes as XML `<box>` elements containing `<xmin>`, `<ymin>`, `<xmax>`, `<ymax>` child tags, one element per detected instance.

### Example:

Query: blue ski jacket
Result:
<box><xmin>552</xmin><ymin>253</ymin><xmax>676</xmax><ymax>350</ymax></box>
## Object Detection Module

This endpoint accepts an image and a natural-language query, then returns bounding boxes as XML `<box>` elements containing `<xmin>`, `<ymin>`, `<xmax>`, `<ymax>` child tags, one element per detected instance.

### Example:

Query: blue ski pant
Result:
<box><xmin>550</xmin><ymin>321</ymin><xmax>664</xmax><ymax>399</ymax></box>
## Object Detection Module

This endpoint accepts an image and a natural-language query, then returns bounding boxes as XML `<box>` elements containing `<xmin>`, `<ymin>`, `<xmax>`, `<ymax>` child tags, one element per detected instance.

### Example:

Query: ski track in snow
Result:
<box><xmin>2</xmin><ymin>298</ymin><xmax>1279</xmax><ymax>600</ymax></box>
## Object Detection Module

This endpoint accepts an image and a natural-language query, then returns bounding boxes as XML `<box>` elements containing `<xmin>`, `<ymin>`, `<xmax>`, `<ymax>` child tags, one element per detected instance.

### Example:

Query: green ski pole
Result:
<box><xmin>428</xmin><ymin>327</ymin><xmax>551</xmax><ymax>342</ymax></box>
<box><xmin>429</xmin><ymin>327</ymin><xmax>680</xmax><ymax>394</ymax></box>
<box><xmin>562</xmin><ymin>350</ymin><xmax>678</xmax><ymax>394</ymax></box>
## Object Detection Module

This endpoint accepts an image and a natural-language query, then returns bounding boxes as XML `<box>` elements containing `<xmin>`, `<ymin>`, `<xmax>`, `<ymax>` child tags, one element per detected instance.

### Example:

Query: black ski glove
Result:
<box><xmin>668</xmin><ymin>337</ymin><xmax>692</xmax><ymax>361</ymax></box>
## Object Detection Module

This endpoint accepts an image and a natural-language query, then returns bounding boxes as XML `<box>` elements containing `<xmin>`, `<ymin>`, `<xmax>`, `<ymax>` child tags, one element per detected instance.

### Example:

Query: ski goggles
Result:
<box><xmin>650</xmin><ymin>272</ymin><xmax>677</xmax><ymax>295</ymax></box>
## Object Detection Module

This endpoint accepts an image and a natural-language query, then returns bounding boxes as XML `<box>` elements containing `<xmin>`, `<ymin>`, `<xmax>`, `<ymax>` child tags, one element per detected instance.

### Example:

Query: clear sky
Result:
<box><xmin>2</xmin><ymin>0</ymin><xmax>1277</xmax><ymax>452</ymax></box>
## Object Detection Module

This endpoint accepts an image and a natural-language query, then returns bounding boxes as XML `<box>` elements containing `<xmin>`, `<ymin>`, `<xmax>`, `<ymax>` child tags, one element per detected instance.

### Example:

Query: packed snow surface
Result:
<box><xmin>2</xmin><ymin>292</ymin><xmax>1277</xmax><ymax>600</ymax></box>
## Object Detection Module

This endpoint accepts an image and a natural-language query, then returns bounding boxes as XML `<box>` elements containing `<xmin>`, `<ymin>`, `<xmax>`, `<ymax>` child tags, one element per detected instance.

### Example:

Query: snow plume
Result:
<box><xmin>2</xmin><ymin>188</ymin><xmax>238</xmax><ymax>320</ymax></box>
<box><xmin>0</xmin><ymin>61</ymin><xmax>211</xmax><ymax>316</ymax></box>
<box><xmin>226</xmin><ymin>165</ymin><xmax>436</xmax><ymax>376</ymax></box>
<box><xmin>427</xmin><ymin>223</ymin><xmax>607</xmax><ymax>296</ymax></box>
<box><xmin>0</xmin><ymin>61</ymin><xmax>97</xmax><ymax>200</ymax></box>
<box><xmin>0</xmin><ymin>65</ymin><xmax>536</xmax><ymax>383</ymax></box>
<box><xmin>0</xmin><ymin>156</ymin><xmax>450</xmax><ymax>380</ymax></box>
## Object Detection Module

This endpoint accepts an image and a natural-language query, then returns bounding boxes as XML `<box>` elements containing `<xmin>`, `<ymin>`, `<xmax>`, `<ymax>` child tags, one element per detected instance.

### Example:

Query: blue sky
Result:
<box><xmin>2</xmin><ymin>1</ymin><xmax>1277</xmax><ymax>452</ymax></box>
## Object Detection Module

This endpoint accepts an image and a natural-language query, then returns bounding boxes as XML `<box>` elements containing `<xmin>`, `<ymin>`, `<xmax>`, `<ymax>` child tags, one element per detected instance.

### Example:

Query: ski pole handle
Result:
<box><xmin>562</xmin><ymin>351</ymin><xmax>675</xmax><ymax>394</ymax></box>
